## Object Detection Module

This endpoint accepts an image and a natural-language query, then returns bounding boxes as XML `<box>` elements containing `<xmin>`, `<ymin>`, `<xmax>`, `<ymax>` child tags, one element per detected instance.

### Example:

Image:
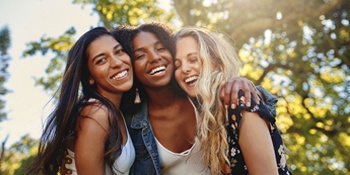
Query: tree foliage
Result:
<box><xmin>0</xmin><ymin>25</ymin><xmax>12</xmax><ymax>175</ymax></box>
<box><xmin>19</xmin><ymin>0</ymin><xmax>350</xmax><ymax>174</ymax></box>
<box><xmin>22</xmin><ymin>27</ymin><xmax>76</xmax><ymax>93</ymax></box>
<box><xmin>73</xmin><ymin>0</ymin><xmax>176</xmax><ymax>29</ymax></box>
<box><xmin>0</xmin><ymin>135</ymin><xmax>38</xmax><ymax>175</ymax></box>
<box><xmin>0</xmin><ymin>25</ymin><xmax>11</xmax><ymax>122</ymax></box>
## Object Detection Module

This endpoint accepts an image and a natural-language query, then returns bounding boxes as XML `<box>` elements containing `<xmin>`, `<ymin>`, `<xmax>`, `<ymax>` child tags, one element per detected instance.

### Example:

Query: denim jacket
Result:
<box><xmin>124</xmin><ymin>101</ymin><xmax>161</xmax><ymax>175</ymax></box>
<box><xmin>124</xmin><ymin>86</ymin><xmax>277</xmax><ymax>175</ymax></box>
<box><xmin>256</xmin><ymin>85</ymin><xmax>278</xmax><ymax>118</ymax></box>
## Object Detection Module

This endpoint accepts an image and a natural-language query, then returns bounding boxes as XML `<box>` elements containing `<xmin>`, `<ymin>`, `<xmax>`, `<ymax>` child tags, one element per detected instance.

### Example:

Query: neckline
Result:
<box><xmin>154</xmin><ymin>136</ymin><xmax>197</xmax><ymax>156</ymax></box>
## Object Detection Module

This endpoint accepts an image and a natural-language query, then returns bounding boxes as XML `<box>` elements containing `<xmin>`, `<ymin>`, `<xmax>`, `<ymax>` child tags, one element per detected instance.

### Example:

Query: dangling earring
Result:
<box><xmin>134</xmin><ymin>88</ymin><xmax>141</xmax><ymax>104</ymax></box>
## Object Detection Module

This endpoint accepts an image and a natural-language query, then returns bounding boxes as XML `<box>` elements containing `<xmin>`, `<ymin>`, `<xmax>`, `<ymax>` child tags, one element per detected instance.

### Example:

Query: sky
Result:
<box><xmin>0</xmin><ymin>0</ymin><xmax>100</xmax><ymax>146</ymax></box>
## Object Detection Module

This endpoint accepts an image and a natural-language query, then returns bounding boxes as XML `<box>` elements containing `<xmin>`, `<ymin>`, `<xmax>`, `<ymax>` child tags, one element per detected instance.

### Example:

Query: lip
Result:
<box><xmin>110</xmin><ymin>68</ymin><xmax>129</xmax><ymax>80</ymax></box>
<box><xmin>148</xmin><ymin>65</ymin><xmax>167</xmax><ymax>75</ymax></box>
<box><xmin>183</xmin><ymin>75</ymin><xmax>198</xmax><ymax>86</ymax></box>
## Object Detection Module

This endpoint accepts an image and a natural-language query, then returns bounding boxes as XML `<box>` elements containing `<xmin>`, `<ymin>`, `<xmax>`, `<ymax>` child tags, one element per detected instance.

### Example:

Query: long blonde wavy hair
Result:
<box><xmin>174</xmin><ymin>27</ymin><xmax>241</xmax><ymax>174</ymax></box>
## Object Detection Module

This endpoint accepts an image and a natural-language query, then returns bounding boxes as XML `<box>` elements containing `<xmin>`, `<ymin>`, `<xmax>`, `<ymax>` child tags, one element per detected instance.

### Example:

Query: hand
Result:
<box><xmin>220</xmin><ymin>77</ymin><xmax>259</xmax><ymax>109</ymax></box>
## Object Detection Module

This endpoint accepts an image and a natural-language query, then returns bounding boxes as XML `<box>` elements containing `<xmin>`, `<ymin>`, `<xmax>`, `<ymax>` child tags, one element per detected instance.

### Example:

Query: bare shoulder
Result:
<box><xmin>78</xmin><ymin>101</ymin><xmax>110</xmax><ymax>134</ymax></box>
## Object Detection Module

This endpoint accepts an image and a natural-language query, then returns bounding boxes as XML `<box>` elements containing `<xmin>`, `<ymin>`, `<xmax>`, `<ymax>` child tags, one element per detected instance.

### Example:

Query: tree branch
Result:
<box><xmin>0</xmin><ymin>135</ymin><xmax>9</xmax><ymax>170</ymax></box>
<box><xmin>173</xmin><ymin>0</ymin><xmax>194</xmax><ymax>26</ymax></box>
<box><xmin>255</xmin><ymin>62</ymin><xmax>292</xmax><ymax>85</ymax></box>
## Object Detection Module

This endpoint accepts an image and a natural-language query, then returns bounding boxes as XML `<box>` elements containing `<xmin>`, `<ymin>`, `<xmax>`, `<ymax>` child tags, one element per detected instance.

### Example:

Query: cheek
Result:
<box><xmin>174</xmin><ymin>71</ymin><xmax>187</xmax><ymax>90</ymax></box>
<box><xmin>174</xmin><ymin>69</ymin><xmax>181</xmax><ymax>83</ymax></box>
<box><xmin>193</xmin><ymin>62</ymin><xmax>202</xmax><ymax>73</ymax></box>
<box><xmin>89</xmin><ymin>66</ymin><xmax>104</xmax><ymax>78</ymax></box>
<box><xmin>133</xmin><ymin>62</ymin><xmax>145</xmax><ymax>79</ymax></box>
<box><xmin>123</xmin><ymin>54</ymin><xmax>132</xmax><ymax>64</ymax></box>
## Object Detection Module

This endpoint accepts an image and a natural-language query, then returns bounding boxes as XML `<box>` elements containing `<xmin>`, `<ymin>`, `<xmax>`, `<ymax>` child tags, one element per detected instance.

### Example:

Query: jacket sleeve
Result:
<box><xmin>256</xmin><ymin>85</ymin><xmax>278</xmax><ymax>118</ymax></box>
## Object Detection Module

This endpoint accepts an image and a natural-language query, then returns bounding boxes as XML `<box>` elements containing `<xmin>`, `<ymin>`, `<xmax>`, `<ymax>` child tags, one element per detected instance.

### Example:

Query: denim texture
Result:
<box><xmin>125</xmin><ymin>102</ymin><xmax>161</xmax><ymax>175</ymax></box>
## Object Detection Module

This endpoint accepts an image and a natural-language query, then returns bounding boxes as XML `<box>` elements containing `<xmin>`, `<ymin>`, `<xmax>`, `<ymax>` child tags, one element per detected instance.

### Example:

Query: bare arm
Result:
<box><xmin>74</xmin><ymin>105</ymin><xmax>110</xmax><ymax>175</ymax></box>
<box><xmin>238</xmin><ymin>111</ymin><xmax>278</xmax><ymax>175</ymax></box>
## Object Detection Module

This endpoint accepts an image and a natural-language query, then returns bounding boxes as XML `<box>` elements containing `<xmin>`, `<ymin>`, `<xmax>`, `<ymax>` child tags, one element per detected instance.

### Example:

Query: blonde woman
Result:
<box><xmin>174</xmin><ymin>27</ymin><xmax>291</xmax><ymax>175</ymax></box>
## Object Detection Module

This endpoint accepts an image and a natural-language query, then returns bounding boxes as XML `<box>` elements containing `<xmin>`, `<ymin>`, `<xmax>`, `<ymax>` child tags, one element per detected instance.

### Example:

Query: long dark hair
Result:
<box><xmin>26</xmin><ymin>27</ymin><xmax>123</xmax><ymax>174</ymax></box>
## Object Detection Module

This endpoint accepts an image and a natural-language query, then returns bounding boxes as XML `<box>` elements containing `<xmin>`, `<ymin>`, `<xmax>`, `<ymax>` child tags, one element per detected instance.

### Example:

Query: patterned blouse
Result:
<box><xmin>226</xmin><ymin>90</ymin><xmax>292</xmax><ymax>175</ymax></box>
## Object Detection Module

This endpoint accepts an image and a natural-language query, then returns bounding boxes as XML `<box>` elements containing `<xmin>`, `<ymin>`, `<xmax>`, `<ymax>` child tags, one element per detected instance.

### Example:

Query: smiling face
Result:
<box><xmin>132</xmin><ymin>31</ymin><xmax>174</xmax><ymax>89</ymax></box>
<box><xmin>174</xmin><ymin>36</ymin><xmax>201</xmax><ymax>98</ymax></box>
<box><xmin>87</xmin><ymin>35</ymin><xmax>133</xmax><ymax>99</ymax></box>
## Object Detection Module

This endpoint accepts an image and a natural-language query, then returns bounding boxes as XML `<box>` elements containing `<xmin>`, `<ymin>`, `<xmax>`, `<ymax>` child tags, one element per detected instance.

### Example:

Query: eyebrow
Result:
<box><xmin>186</xmin><ymin>52</ymin><xmax>197</xmax><ymax>57</ymax></box>
<box><xmin>91</xmin><ymin>43</ymin><xmax>121</xmax><ymax>62</ymax></box>
<box><xmin>134</xmin><ymin>41</ymin><xmax>162</xmax><ymax>52</ymax></box>
<box><xmin>175</xmin><ymin>52</ymin><xmax>198</xmax><ymax>59</ymax></box>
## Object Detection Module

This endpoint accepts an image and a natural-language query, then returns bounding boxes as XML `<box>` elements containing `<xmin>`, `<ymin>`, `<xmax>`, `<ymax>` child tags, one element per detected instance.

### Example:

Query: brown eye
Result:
<box><xmin>134</xmin><ymin>50</ymin><xmax>145</xmax><ymax>60</ymax></box>
<box><xmin>96</xmin><ymin>57</ymin><xmax>107</xmax><ymax>64</ymax></box>
<box><xmin>157</xmin><ymin>47</ymin><xmax>166</xmax><ymax>51</ymax></box>
<box><xmin>135</xmin><ymin>53</ymin><xmax>145</xmax><ymax>59</ymax></box>
<box><xmin>115</xmin><ymin>48</ymin><xmax>124</xmax><ymax>55</ymax></box>
<box><xmin>155</xmin><ymin>43</ymin><xmax>167</xmax><ymax>52</ymax></box>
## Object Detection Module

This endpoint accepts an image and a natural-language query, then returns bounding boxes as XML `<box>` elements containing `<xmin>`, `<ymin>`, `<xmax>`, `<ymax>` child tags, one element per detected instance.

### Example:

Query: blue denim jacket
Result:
<box><xmin>124</xmin><ymin>101</ymin><xmax>161</xmax><ymax>175</ymax></box>
<box><xmin>124</xmin><ymin>86</ymin><xmax>277</xmax><ymax>175</ymax></box>
<box><xmin>256</xmin><ymin>85</ymin><xmax>278</xmax><ymax>118</ymax></box>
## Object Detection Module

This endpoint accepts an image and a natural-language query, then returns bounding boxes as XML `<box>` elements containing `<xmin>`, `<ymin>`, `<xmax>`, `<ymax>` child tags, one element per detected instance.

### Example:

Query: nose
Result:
<box><xmin>148</xmin><ymin>50</ymin><xmax>161</xmax><ymax>63</ymax></box>
<box><xmin>181</xmin><ymin>62</ymin><xmax>191</xmax><ymax>74</ymax></box>
<box><xmin>111</xmin><ymin>56</ymin><xmax>123</xmax><ymax>67</ymax></box>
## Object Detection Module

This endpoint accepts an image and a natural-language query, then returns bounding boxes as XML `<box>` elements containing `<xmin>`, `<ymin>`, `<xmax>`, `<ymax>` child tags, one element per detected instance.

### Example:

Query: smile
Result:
<box><xmin>111</xmin><ymin>70</ymin><xmax>128</xmax><ymax>80</ymax></box>
<box><xmin>149</xmin><ymin>66</ymin><xmax>166</xmax><ymax>75</ymax></box>
<box><xmin>184</xmin><ymin>76</ymin><xmax>198</xmax><ymax>84</ymax></box>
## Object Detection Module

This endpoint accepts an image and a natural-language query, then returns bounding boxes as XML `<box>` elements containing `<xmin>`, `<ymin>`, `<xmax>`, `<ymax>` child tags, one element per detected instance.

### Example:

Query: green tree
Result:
<box><xmin>0</xmin><ymin>135</ymin><xmax>38</xmax><ymax>175</ymax></box>
<box><xmin>0</xmin><ymin>25</ymin><xmax>11</xmax><ymax>175</ymax></box>
<box><xmin>22</xmin><ymin>0</ymin><xmax>350</xmax><ymax>174</ymax></box>
<box><xmin>0</xmin><ymin>25</ymin><xmax>10</xmax><ymax>122</ymax></box>
<box><xmin>73</xmin><ymin>0</ymin><xmax>176</xmax><ymax>29</ymax></box>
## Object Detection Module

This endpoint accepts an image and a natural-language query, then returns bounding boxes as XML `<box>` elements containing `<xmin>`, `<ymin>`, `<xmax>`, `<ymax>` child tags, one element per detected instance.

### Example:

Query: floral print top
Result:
<box><xmin>226</xmin><ymin>90</ymin><xmax>292</xmax><ymax>175</ymax></box>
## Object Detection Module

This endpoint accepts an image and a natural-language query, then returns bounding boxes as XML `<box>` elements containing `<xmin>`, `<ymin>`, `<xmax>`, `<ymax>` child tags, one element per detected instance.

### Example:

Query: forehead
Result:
<box><xmin>133</xmin><ymin>31</ymin><xmax>160</xmax><ymax>47</ymax></box>
<box><xmin>175</xmin><ymin>36</ymin><xmax>198</xmax><ymax>58</ymax></box>
<box><xmin>87</xmin><ymin>35</ymin><xmax>118</xmax><ymax>55</ymax></box>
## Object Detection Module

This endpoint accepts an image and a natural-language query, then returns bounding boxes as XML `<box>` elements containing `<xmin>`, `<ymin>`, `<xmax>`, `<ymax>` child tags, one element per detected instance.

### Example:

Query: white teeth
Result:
<box><xmin>149</xmin><ymin>66</ymin><xmax>166</xmax><ymax>75</ymax></box>
<box><xmin>185</xmin><ymin>76</ymin><xmax>198</xmax><ymax>83</ymax></box>
<box><xmin>112</xmin><ymin>70</ymin><xmax>127</xmax><ymax>79</ymax></box>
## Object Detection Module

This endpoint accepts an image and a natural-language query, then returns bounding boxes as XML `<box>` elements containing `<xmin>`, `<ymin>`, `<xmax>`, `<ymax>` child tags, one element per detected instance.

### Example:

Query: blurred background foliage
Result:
<box><xmin>1</xmin><ymin>0</ymin><xmax>349</xmax><ymax>174</ymax></box>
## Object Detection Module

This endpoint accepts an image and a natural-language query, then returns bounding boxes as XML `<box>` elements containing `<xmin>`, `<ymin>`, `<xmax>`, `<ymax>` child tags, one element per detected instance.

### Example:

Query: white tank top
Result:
<box><xmin>155</xmin><ymin>137</ymin><xmax>211</xmax><ymax>175</ymax></box>
<box><xmin>65</xmin><ymin>115</ymin><xmax>135</xmax><ymax>175</ymax></box>
<box><xmin>155</xmin><ymin>98</ymin><xmax>210</xmax><ymax>175</ymax></box>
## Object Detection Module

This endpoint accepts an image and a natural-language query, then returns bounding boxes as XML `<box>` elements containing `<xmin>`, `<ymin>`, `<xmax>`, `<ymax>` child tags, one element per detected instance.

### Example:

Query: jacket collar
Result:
<box><xmin>130</xmin><ymin>102</ymin><xmax>150</xmax><ymax>129</ymax></box>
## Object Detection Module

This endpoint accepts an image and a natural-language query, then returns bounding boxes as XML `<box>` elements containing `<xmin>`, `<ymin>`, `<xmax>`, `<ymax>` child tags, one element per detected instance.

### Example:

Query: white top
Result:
<box><xmin>155</xmin><ymin>137</ymin><xmax>210</xmax><ymax>175</ymax></box>
<box><xmin>155</xmin><ymin>98</ymin><xmax>210</xmax><ymax>175</ymax></box>
<box><xmin>65</xmin><ymin>113</ymin><xmax>135</xmax><ymax>175</ymax></box>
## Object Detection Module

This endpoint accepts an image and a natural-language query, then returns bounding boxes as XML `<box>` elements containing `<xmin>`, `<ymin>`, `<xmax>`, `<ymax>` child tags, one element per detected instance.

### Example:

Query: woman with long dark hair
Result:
<box><xmin>26</xmin><ymin>27</ymin><xmax>135</xmax><ymax>175</ymax></box>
